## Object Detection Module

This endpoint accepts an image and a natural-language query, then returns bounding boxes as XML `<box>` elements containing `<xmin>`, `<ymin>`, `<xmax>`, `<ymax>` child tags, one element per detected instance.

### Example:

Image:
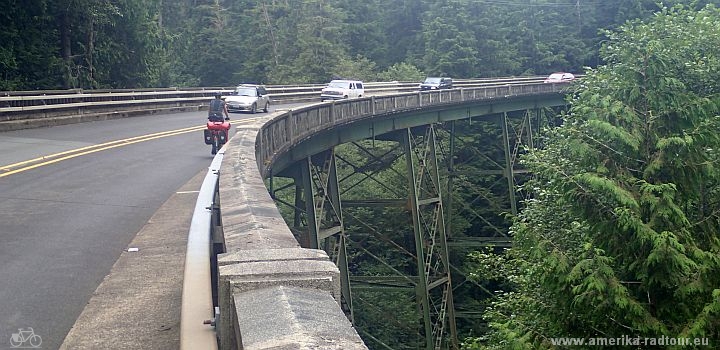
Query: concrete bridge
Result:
<box><xmin>206</xmin><ymin>84</ymin><xmax>569</xmax><ymax>349</ymax></box>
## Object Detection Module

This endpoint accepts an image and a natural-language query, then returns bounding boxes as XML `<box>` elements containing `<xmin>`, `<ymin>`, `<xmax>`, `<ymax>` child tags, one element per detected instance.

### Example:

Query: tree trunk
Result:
<box><xmin>158</xmin><ymin>0</ymin><xmax>163</xmax><ymax>29</ymax></box>
<box><xmin>60</xmin><ymin>9</ymin><xmax>72</xmax><ymax>88</ymax></box>
<box><xmin>261</xmin><ymin>3</ymin><xmax>280</xmax><ymax>66</ymax></box>
<box><xmin>87</xmin><ymin>17</ymin><xmax>95</xmax><ymax>88</ymax></box>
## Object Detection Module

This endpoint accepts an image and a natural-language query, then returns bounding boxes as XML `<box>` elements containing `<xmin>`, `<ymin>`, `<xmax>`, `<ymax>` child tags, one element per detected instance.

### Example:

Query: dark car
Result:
<box><xmin>420</xmin><ymin>77</ymin><xmax>453</xmax><ymax>90</ymax></box>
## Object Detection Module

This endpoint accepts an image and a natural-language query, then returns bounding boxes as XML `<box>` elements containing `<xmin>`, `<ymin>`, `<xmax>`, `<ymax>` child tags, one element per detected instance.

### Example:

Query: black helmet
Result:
<box><xmin>214</xmin><ymin>92</ymin><xmax>222</xmax><ymax>98</ymax></box>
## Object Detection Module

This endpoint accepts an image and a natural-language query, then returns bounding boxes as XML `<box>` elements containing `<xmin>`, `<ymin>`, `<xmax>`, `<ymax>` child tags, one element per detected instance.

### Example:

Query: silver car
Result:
<box><xmin>225</xmin><ymin>84</ymin><xmax>270</xmax><ymax>113</ymax></box>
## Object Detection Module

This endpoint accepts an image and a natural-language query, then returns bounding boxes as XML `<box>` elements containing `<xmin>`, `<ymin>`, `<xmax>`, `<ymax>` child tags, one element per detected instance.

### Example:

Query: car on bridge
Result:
<box><xmin>320</xmin><ymin>80</ymin><xmax>364</xmax><ymax>101</ymax></box>
<box><xmin>225</xmin><ymin>84</ymin><xmax>270</xmax><ymax>113</ymax></box>
<box><xmin>419</xmin><ymin>77</ymin><xmax>453</xmax><ymax>90</ymax></box>
<box><xmin>543</xmin><ymin>72</ymin><xmax>575</xmax><ymax>83</ymax></box>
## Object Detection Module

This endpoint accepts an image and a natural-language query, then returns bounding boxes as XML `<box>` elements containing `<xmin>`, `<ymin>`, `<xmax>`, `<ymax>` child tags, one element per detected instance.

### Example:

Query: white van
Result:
<box><xmin>320</xmin><ymin>80</ymin><xmax>364</xmax><ymax>101</ymax></box>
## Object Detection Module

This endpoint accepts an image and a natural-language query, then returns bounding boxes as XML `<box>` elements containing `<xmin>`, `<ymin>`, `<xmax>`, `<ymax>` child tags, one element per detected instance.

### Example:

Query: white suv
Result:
<box><xmin>320</xmin><ymin>80</ymin><xmax>364</xmax><ymax>101</ymax></box>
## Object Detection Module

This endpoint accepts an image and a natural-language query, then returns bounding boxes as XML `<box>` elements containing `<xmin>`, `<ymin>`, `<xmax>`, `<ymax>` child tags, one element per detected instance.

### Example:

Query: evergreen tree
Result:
<box><xmin>181</xmin><ymin>0</ymin><xmax>239</xmax><ymax>86</ymax></box>
<box><xmin>376</xmin><ymin>62</ymin><xmax>425</xmax><ymax>82</ymax></box>
<box><xmin>100</xmin><ymin>0</ymin><xmax>166</xmax><ymax>88</ymax></box>
<box><xmin>422</xmin><ymin>0</ymin><xmax>479</xmax><ymax>77</ymax></box>
<box><xmin>472</xmin><ymin>4</ymin><xmax>720</xmax><ymax>349</ymax></box>
<box><xmin>0</xmin><ymin>0</ymin><xmax>61</xmax><ymax>90</ymax></box>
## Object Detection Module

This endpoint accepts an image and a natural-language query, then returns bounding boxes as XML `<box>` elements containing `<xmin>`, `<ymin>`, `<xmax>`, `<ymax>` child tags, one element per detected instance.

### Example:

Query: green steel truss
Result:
<box><xmin>268</xmin><ymin>108</ymin><xmax>556</xmax><ymax>349</ymax></box>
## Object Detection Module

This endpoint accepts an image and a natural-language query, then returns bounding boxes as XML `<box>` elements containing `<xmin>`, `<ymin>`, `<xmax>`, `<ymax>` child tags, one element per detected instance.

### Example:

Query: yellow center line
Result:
<box><xmin>1</xmin><ymin>125</ymin><xmax>204</xmax><ymax>171</ymax></box>
<box><xmin>1</xmin><ymin>128</ymin><xmax>201</xmax><ymax>178</ymax></box>
<box><xmin>0</xmin><ymin>116</ymin><xmax>267</xmax><ymax>178</ymax></box>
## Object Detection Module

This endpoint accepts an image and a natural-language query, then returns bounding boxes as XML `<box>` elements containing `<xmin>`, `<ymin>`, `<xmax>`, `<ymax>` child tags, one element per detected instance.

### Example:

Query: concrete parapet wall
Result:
<box><xmin>217</xmin><ymin>114</ymin><xmax>366</xmax><ymax>349</ymax></box>
<box><xmin>233</xmin><ymin>286</ymin><xmax>366</xmax><ymax>350</ymax></box>
<box><xmin>218</xmin><ymin>117</ymin><xmax>299</xmax><ymax>251</ymax></box>
<box><xmin>218</xmin><ymin>249</ymin><xmax>344</xmax><ymax>349</ymax></box>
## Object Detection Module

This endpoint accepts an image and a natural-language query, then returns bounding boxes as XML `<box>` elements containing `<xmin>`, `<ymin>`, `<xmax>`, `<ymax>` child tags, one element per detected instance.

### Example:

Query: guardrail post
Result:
<box><xmin>256</xmin><ymin>133</ymin><xmax>264</xmax><ymax>171</ymax></box>
<box><xmin>285</xmin><ymin>112</ymin><xmax>293</xmax><ymax>144</ymax></box>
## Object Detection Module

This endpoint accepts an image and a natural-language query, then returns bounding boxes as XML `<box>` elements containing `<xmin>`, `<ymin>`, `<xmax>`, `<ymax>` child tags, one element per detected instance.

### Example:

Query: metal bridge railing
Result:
<box><xmin>0</xmin><ymin>77</ymin><xmax>553</xmax><ymax>123</ymax></box>
<box><xmin>180</xmin><ymin>146</ymin><xmax>225</xmax><ymax>350</ymax></box>
<box><xmin>257</xmin><ymin>82</ymin><xmax>566</xmax><ymax>177</ymax></box>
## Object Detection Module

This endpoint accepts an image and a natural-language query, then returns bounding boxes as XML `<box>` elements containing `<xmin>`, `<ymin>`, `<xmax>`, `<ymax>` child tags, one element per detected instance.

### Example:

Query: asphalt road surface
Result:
<box><xmin>0</xmin><ymin>108</ymin><xmax>276</xmax><ymax>350</ymax></box>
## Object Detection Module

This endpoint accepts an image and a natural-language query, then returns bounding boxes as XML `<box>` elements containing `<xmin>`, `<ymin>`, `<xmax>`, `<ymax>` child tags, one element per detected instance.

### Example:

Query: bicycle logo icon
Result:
<box><xmin>9</xmin><ymin>328</ymin><xmax>42</xmax><ymax>348</ymax></box>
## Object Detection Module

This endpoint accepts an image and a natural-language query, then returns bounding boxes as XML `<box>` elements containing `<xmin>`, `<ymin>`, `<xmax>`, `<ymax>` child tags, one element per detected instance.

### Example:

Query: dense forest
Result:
<box><xmin>2</xmin><ymin>0</ymin><xmax>717</xmax><ymax>90</ymax></box>
<box><xmin>468</xmin><ymin>4</ymin><xmax>720</xmax><ymax>350</ymax></box>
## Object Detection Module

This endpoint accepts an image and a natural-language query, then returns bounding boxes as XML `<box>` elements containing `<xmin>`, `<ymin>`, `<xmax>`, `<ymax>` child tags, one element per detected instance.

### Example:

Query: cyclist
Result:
<box><xmin>208</xmin><ymin>93</ymin><xmax>229</xmax><ymax>122</ymax></box>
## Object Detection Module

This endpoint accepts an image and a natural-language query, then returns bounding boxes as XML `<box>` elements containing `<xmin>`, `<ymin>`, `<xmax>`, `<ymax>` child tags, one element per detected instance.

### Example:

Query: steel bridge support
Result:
<box><xmin>440</xmin><ymin>109</ymin><xmax>542</xmax><ymax>247</ymax></box>
<box><xmin>267</xmin><ymin>107</ymin><xmax>556</xmax><ymax>349</ymax></box>
<box><xmin>296</xmin><ymin>149</ymin><xmax>355</xmax><ymax>321</ymax></box>
<box><xmin>402</xmin><ymin>126</ymin><xmax>458</xmax><ymax>349</ymax></box>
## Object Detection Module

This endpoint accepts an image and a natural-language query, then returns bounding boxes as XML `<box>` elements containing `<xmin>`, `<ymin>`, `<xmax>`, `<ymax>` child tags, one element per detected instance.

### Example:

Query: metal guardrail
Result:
<box><xmin>0</xmin><ymin>91</ymin><xmax>216</xmax><ymax>122</ymax></box>
<box><xmin>0</xmin><ymin>76</ymin><xmax>546</xmax><ymax>97</ymax></box>
<box><xmin>180</xmin><ymin>146</ymin><xmax>224</xmax><ymax>350</ymax></box>
<box><xmin>0</xmin><ymin>77</ymin><xmax>553</xmax><ymax>121</ymax></box>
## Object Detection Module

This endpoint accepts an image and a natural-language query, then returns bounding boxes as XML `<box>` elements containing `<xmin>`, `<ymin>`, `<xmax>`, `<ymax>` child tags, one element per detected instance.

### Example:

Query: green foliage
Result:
<box><xmin>0</xmin><ymin>0</ymin><xmax>62</xmax><ymax>90</ymax></box>
<box><xmin>3</xmin><ymin>0</ymin><xmax>699</xmax><ymax>90</ymax></box>
<box><xmin>376</xmin><ymin>62</ymin><xmax>425</xmax><ymax>82</ymax></box>
<box><xmin>354</xmin><ymin>290</ymin><xmax>421</xmax><ymax>347</ymax></box>
<box><xmin>422</xmin><ymin>1</ymin><xmax>479</xmax><ymax>77</ymax></box>
<box><xmin>475</xmin><ymin>4</ymin><xmax>720</xmax><ymax>349</ymax></box>
<box><xmin>331</xmin><ymin>55</ymin><xmax>378</xmax><ymax>82</ymax></box>
<box><xmin>99</xmin><ymin>0</ymin><xmax>167</xmax><ymax>88</ymax></box>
